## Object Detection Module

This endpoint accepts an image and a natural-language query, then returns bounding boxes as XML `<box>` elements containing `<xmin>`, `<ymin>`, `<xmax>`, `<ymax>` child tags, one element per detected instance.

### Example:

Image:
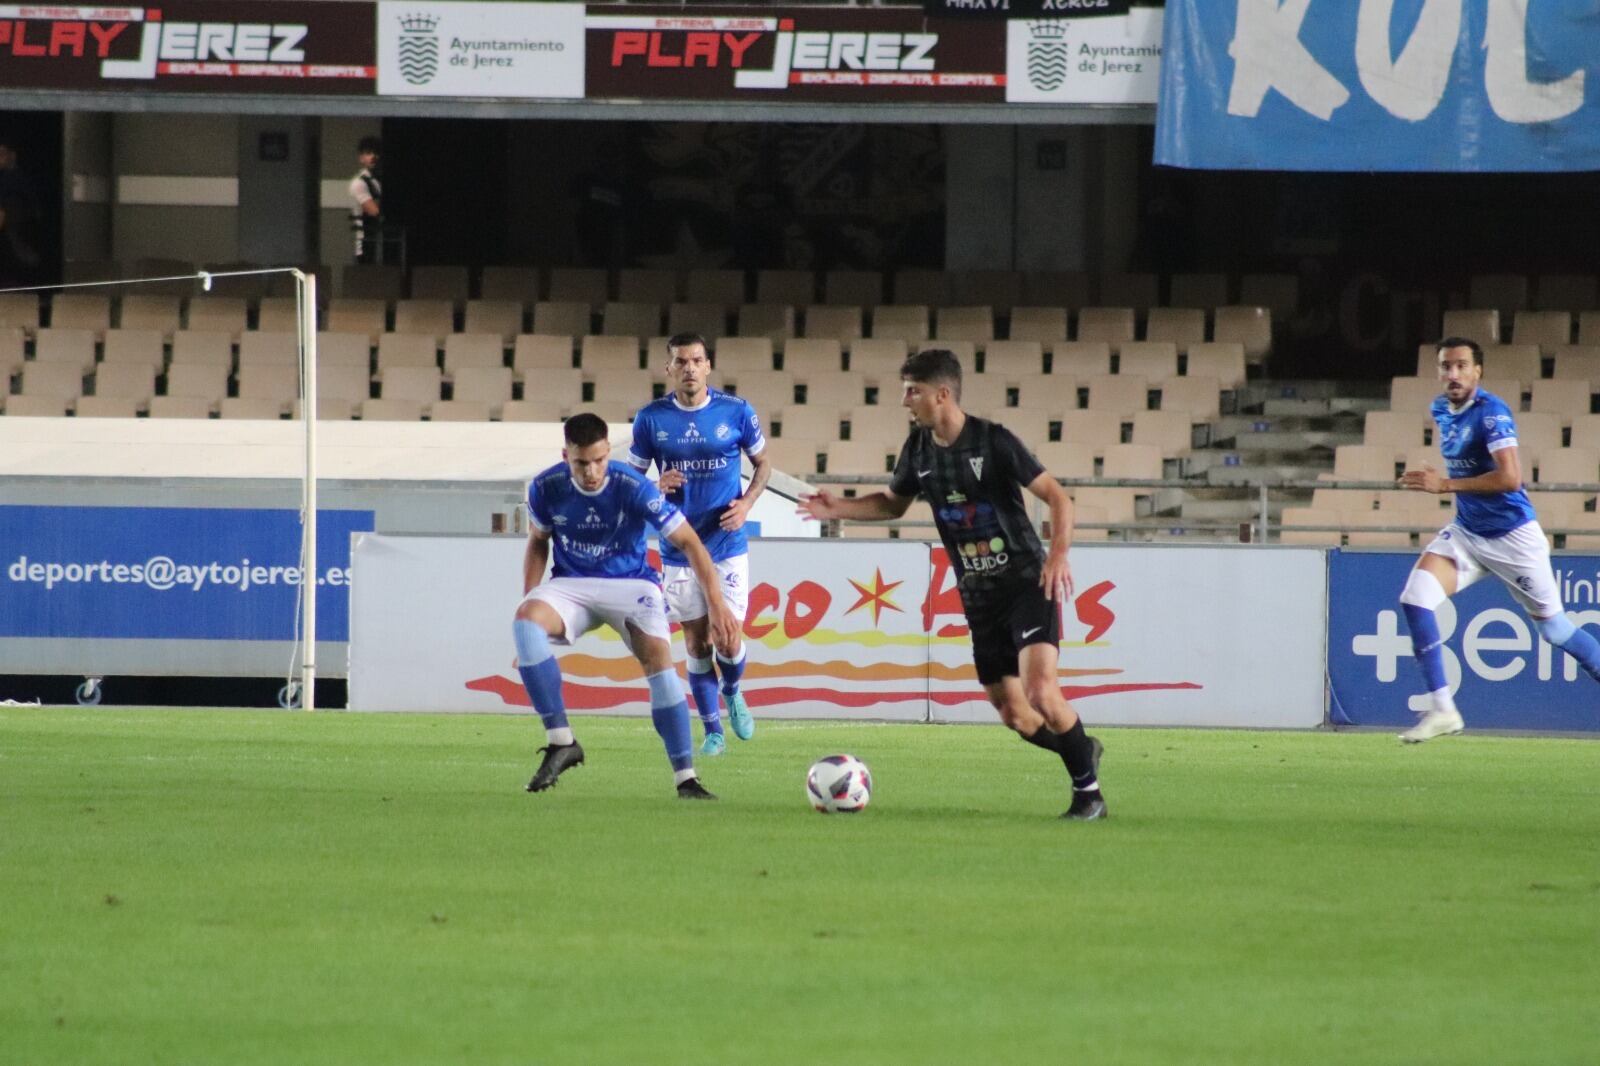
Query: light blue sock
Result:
<box><xmin>514</xmin><ymin>619</ymin><xmax>569</xmax><ymax>736</ymax></box>
<box><xmin>715</xmin><ymin>643</ymin><xmax>747</xmax><ymax>697</ymax></box>
<box><xmin>1537</xmin><ymin>614</ymin><xmax>1600</xmax><ymax>683</ymax></box>
<box><xmin>686</xmin><ymin>656</ymin><xmax>723</xmax><ymax>734</ymax></box>
<box><xmin>647</xmin><ymin>669</ymin><xmax>694</xmax><ymax>773</ymax></box>
<box><xmin>1402</xmin><ymin>602</ymin><xmax>1449</xmax><ymax>693</ymax></box>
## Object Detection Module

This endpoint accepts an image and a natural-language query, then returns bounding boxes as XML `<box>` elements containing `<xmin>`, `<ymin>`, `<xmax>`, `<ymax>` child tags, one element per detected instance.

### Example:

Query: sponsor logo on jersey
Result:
<box><xmin>684</xmin><ymin>423</ymin><xmax>702</xmax><ymax>439</ymax></box>
<box><xmin>647</xmin><ymin>496</ymin><xmax>664</xmax><ymax>513</ymax></box>
<box><xmin>581</xmin><ymin>507</ymin><xmax>605</xmax><ymax>527</ymax></box>
<box><xmin>957</xmin><ymin>537</ymin><xmax>1009</xmax><ymax>572</ymax></box>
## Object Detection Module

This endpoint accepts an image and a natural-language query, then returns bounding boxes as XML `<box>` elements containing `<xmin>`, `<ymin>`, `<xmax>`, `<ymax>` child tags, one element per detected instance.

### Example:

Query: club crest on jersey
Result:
<box><xmin>647</xmin><ymin>496</ymin><xmax>664</xmax><ymax>513</ymax></box>
<box><xmin>968</xmin><ymin>457</ymin><xmax>985</xmax><ymax>478</ymax></box>
<box><xmin>715</xmin><ymin>423</ymin><xmax>732</xmax><ymax>440</ymax></box>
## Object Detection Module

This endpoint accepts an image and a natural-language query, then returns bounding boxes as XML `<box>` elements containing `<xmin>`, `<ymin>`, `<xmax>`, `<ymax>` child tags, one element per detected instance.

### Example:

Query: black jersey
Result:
<box><xmin>889</xmin><ymin>414</ymin><xmax>1049</xmax><ymax>608</ymax></box>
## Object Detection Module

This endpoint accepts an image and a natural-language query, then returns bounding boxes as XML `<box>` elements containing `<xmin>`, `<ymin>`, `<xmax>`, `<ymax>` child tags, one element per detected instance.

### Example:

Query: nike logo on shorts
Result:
<box><xmin>1021</xmin><ymin>626</ymin><xmax>1042</xmax><ymax>639</ymax></box>
<box><xmin>918</xmin><ymin>469</ymin><xmax>933</xmax><ymax>477</ymax></box>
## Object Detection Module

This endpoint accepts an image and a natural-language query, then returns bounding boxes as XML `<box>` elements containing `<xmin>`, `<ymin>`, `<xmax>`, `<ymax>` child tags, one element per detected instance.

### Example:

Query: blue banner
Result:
<box><xmin>1328</xmin><ymin>549</ymin><xmax>1600</xmax><ymax>731</ymax></box>
<box><xmin>1156</xmin><ymin>1</ymin><xmax>1600</xmax><ymax>172</ymax></box>
<box><xmin>0</xmin><ymin>506</ymin><xmax>374</xmax><ymax>642</ymax></box>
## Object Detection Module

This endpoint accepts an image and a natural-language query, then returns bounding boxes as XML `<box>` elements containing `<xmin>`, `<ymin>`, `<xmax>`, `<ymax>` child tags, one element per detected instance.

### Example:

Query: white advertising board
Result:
<box><xmin>1005</xmin><ymin>8</ymin><xmax>1162</xmax><ymax>104</ymax></box>
<box><xmin>377</xmin><ymin>1</ymin><xmax>584</xmax><ymax>98</ymax></box>
<box><xmin>350</xmin><ymin>537</ymin><xmax>1325</xmax><ymax>729</ymax></box>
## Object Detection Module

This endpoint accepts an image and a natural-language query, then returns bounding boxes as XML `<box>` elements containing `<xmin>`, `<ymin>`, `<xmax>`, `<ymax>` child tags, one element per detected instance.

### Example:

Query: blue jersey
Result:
<box><xmin>526</xmin><ymin>460</ymin><xmax>685</xmax><ymax>581</ymax></box>
<box><xmin>1432</xmin><ymin>389</ymin><xmax>1536</xmax><ymax>538</ymax></box>
<box><xmin>627</xmin><ymin>389</ymin><xmax>766</xmax><ymax>566</ymax></box>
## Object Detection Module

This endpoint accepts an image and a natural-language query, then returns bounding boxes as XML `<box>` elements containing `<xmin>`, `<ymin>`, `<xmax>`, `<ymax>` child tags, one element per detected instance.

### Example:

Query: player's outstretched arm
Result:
<box><xmin>523</xmin><ymin>528</ymin><xmax>551</xmax><ymax>595</ymax></box>
<box><xmin>1400</xmin><ymin>447</ymin><xmax>1522</xmax><ymax>495</ymax></box>
<box><xmin>796</xmin><ymin>488</ymin><xmax>914</xmax><ymax>522</ymax></box>
<box><xmin>1026</xmin><ymin>472</ymin><xmax>1075</xmax><ymax>602</ymax></box>
<box><xmin>665</xmin><ymin>522</ymin><xmax>741</xmax><ymax>648</ymax></box>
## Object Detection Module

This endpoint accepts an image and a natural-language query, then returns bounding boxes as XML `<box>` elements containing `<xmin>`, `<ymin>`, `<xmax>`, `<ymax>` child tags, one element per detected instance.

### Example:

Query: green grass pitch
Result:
<box><xmin>3</xmin><ymin>708</ymin><xmax>1598</xmax><ymax>1065</ymax></box>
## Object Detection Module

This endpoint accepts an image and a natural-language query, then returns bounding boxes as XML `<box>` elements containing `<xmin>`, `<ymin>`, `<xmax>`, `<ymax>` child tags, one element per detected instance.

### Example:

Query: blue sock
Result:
<box><xmin>686</xmin><ymin>656</ymin><xmax>723</xmax><ymax>734</ymax></box>
<box><xmin>1540</xmin><ymin>615</ymin><xmax>1600</xmax><ymax>683</ymax></box>
<box><xmin>646</xmin><ymin>669</ymin><xmax>694</xmax><ymax>773</ymax></box>
<box><xmin>1402</xmin><ymin>603</ymin><xmax>1449</xmax><ymax>692</ymax></box>
<box><xmin>715</xmin><ymin>644</ymin><xmax>747</xmax><ymax>697</ymax></box>
<box><xmin>514</xmin><ymin>619</ymin><xmax>569</xmax><ymax>735</ymax></box>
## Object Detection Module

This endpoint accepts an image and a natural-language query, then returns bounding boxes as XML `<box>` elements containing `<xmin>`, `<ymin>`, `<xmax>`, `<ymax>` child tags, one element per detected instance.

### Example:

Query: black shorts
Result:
<box><xmin>964</xmin><ymin>583</ymin><xmax>1062</xmax><ymax>686</ymax></box>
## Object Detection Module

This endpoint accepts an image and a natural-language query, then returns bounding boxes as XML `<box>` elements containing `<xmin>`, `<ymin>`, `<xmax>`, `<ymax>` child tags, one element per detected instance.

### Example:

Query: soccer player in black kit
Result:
<box><xmin>798</xmin><ymin>349</ymin><xmax>1106</xmax><ymax>820</ymax></box>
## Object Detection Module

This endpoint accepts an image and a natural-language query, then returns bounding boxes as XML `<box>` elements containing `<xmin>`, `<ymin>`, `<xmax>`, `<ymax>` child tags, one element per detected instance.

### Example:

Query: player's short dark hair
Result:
<box><xmin>666</xmin><ymin>332</ymin><xmax>710</xmax><ymax>362</ymax></box>
<box><xmin>564</xmin><ymin>412</ymin><xmax>609</xmax><ymax>447</ymax></box>
<box><xmin>358</xmin><ymin>136</ymin><xmax>382</xmax><ymax>156</ymax></box>
<box><xmin>1437</xmin><ymin>337</ymin><xmax>1483</xmax><ymax>367</ymax></box>
<box><xmin>901</xmin><ymin>347</ymin><xmax>963</xmax><ymax>401</ymax></box>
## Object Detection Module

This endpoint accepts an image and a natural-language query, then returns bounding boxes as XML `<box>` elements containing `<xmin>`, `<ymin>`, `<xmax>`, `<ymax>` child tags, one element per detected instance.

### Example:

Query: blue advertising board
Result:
<box><xmin>1328</xmin><ymin>549</ymin><xmax>1600</xmax><ymax>731</ymax></box>
<box><xmin>1156</xmin><ymin>0</ymin><xmax>1600</xmax><ymax>171</ymax></box>
<box><xmin>0</xmin><ymin>506</ymin><xmax>374</xmax><ymax>642</ymax></box>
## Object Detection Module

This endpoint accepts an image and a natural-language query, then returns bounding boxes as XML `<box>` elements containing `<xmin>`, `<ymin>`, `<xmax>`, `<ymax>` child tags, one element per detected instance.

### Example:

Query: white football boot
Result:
<box><xmin>1399</xmin><ymin>707</ymin><xmax>1465</xmax><ymax>743</ymax></box>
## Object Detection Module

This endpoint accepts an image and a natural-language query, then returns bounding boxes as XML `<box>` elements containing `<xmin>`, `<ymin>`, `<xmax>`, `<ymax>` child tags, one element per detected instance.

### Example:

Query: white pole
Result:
<box><xmin>299</xmin><ymin>270</ymin><xmax>319</xmax><ymax>711</ymax></box>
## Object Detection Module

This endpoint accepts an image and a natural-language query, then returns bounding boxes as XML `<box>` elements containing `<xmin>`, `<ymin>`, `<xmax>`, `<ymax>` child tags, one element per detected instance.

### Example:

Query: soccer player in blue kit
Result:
<box><xmin>514</xmin><ymin>413</ymin><xmax>740</xmax><ymax>798</ymax></box>
<box><xmin>628</xmin><ymin>333</ymin><xmax>772</xmax><ymax>756</ymax></box>
<box><xmin>1396</xmin><ymin>338</ymin><xmax>1600</xmax><ymax>742</ymax></box>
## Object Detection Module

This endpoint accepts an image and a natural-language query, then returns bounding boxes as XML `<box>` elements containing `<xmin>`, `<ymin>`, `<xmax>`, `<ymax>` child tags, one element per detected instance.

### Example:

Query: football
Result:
<box><xmin>806</xmin><ymin>754</ymin><xmax>873</xmax><ymax>813</ymax></box>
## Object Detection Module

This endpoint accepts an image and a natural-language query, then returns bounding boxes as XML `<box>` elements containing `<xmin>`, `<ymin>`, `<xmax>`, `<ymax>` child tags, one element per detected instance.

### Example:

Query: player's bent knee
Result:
<box><xmin>1400</xmin><ymin>567</ymin><xmax>1448</xmax><ymax>610</ymax></box>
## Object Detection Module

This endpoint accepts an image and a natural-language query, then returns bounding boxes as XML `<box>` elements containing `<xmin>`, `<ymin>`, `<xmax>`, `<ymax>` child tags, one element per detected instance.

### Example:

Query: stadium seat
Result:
<box><xmin>603</xmin><ymin>302</ymin><xmax>663</xmax><ymax>339</ymax></box>
<box><xmin>533</xmin><ymin>301</ymin><xmax>593</xmax><ymax>338</ymax></box>
<box><xmin>1278</xmin><ymin>507</ymin><xmax>1342</xmax><ymax>546</ymax></box>
<box><xmin>1512</xmin><ymin>411</ymin><xmax>1563</xmax><ymax>465</ymax></box>
<box><xmin>803</xmin><ymin>306</ymin><xmax>863</xmax><ymax>347</ymax></box>
<box><xmin>239</xmin><ymin>332</ymin><xmax>299</xmax><ymax>368</ymax></box>
<box><xmin>316</xmin><ymin>365</ymin><xmax>374</xmax><ymax>414</ymax></box>
<box><xmin>1533</xmin><ymin>447</ymin><xmax>1600</xmax><ymax>485</ymax></box>
<box><xmin>1332</xmin><ymin>444</ymin><xmax>1400</xmax><ymax>482</ymax></box>
<box><xmin>91</xmin><ymin>363</ymin><xmax>157</xmax><ymax>410</ymax></box>
<box><xmin>952</xmin><ymin>271</ymin><xmax>1023</xmax><ymax>314</ymax></box>
<box><xmin>479</xmin><ymin>266</ymin><xmax>542</xmax><ymax>305</ymax></box>
<box><xmin>580</xmin><ymin>335</ymin><xmax>643</xmax><ymax>372</ymax></box>
<box><xmin>1098</xmin><ymin>273</ymin><xmax>1159</xmax><ymax>315</ymax></box>
<box><xmin>617</xmin><ymin>269</ymin><xmax>680</xmax><ymax>306</ymax></box>
<box><xmin>1440</xmin><ymin>309</ymin><xmax>1499</xmax><ymax>347</ymax></box>
<box><xmin>1535</xmin><ymin>274</ymin><xmax>1599</xmax><ymax>312</ymax></box>
<box><xmin>218</xmin><ymin>397</ymin><xmax>286</xmax><ymax>420</ymax></box>
<box><xmin>998</xmin><ymin>408</ymin><xmax>1056</xmax><ymax>445</ymax></box>
<box><xmin>519</xmin><ymin>367</ymin><xmax>583</xmax><ymax>410</ymax></box>
<box><xmin>1168</xmin><ymin>273</ymin><xmax>1230</xmax><ymax>311</ymax></box>
<box><xmin>442</xmin><ymin>334</ymin><xmax>507</xmax><ymax>380</ymax></box>
<box><xmin>1311</xmin><ymin>487</ymin><xmax>1377</xmax><ymax>514</ymax></box>
<box><xmin>667</xmin><ymin>302</ymin><xmax>727</xmax><ymax>341</ymax></box>
<box><xmin>1551</xmin><ymin>345</ymin><xmax>1600</xmax><ymax>382</ymax></box>
<box><xmin>1007</xmin><ymin>306</ymin><xmax>1068</xmax><ymax>345</ymax></box>
<box><xmin>317</xmin><ymin>332</ymin><xmax>372</xmax><ymax>370</ymax></box>
<box><xmin>236</xmin><ymin>365</ymin><xmax>300</xmax><ymax>413</ymax></box>
<box><xmin>360</xmin><ymin>398</ymin><xmax>427</xmax><ymax>421</ymax></box>
<box><xmin>547</xmin><ymin>268</ymin><xmax>610</xmax><ymax>309</ymax></box>
<box><xmin>1022</xmin><ymin>271</ymin><xmax>1092</xmax><ymax>311</ymax></box>
<box><xmin>1185</xmin><ymin>343</ymin><xmax>1247</xmax><ymax>388</ymax></box>
<box><xmin>427</xmin><ymin>399</ymin><xmax>494</xmax><ymax>422</ymax></box>
<box><xmin>1084</xmin><ymin>374</ymin><xmax>1150</xmax><ymax>416</ymax></box>
<box><xmin>3</xmin><ymin>393</ymin><xmax>71</xmax><ymax>417</ymax></box>
<box><xmin>847</xmin><ymin>337</ymin><xmax>908</xmax><ymax>380</ymax></box>
<box><xmin>1013</xmin><ymin>372</ymin><xmax>1075</xmax><ymax>411</ymax></box>
<box><xmin>1212</xmin><ymin>306</ymin><xmax>1272</xmax><ymax>364</ymax></box>
<box><xmin>514</xmin><ymin>334</ymin><xmax>576</xmax><ymax>376</ymax></box>
<box><xmin>392</xmin><ymin>299</ymin><xmax>455</xmax><ymax>344</ymax></box>
<box><xmin>846</xmin><ymin>404</ymin><xmax>911</xmax><ymax>448</ymax></box>
<box><xmin>777</xmin><ymin>405</ymin><xmax>843</xmax><ymax>444</ymax></box>
<box><xmin>980</xmin><ymin>340</ymin><xmax>1045</xmax><ymax>378</ymax></box>
<box><xmin>1342</xmin><ymin>509</ymin><xmax>1413</xmax><ymax>548</ymax></box>
<box><xmin>1568</xmin><ymin>414</ymin><xmax>1600</xmax><ymax>453</ymax></box>
<box><xmin>463</xmin><ymin>300</ymin><xmax>524</xmax><ymax>345</ymax></box>
<box><xmin>32</xmin><ymin>329</ymin><xmax>98</xmax><ymax>375</ymax></box>
<box><xmin>73</xmin><ymin>395</ymin><xmax>140</xmax><ymax>419</ymax></box>
<box><xmin>1102</xmin><ymin>442</ymin><xmax>1163</xmax><ymax>479</ymax></box>
<box><xmin>585</xmin><ymin>367</ymin><xmax>651</xmax><ymax>407</ymax></box>
<box><xmin>341</xmin><ymin>263</ymin><xmax>403</xmax><ymax>301</ymax></box>
<box><xmin>163</xmin><ymin>364</ymin><xmax>228</xmax><ymax>409</ymax></box>
<box><xmin>1363</xmin><ymin>410</ymin><xmax>1432</xmax><ymax>454</ymax></box>
<box><xmin>451</xmin><ymin>366</ymin><xmax>514</xmax><ymax>409</ymax></box>
<box><xmin>722</xmin><ymin>370</ymin><xmax>794</xmax><ymax>412</ymax></box>
<box><xmin>872</xmin><ymin>306</ymin><xmax>930</xmax><ymax>346</ymax></box>
<box><xmin>328</xmin><ymin>299</ymin><xmax>389</xmax><ymax>343</ymax></box>
<box><xmin>379</xmin><ymin>365</ymin><xmax>443</xmax><ymax>403</ymax></box>
<box><xmin>796</xmin><ymin>370</ymin><xmax>866</xmax><ymax>408</ymax></box>
<box><xmin>170</xmin><ymin>331</ymin><xmax>234</xmax><ymax>369</ymax></box>
<box><xmin>686</xmin><ymin>269</ymin><xmax>747</xmax><ymax>310</ymax></box>
<box><xmin>1528</xmin><ymin>378</ymin><xmax>1593</xmax><ymax>423</ymax></box>
<box><xmin>737</xmin><ymin>304</ymin><xmax>796</xmax><ymax>346</ymax></box>
<box><xmin>1051</xmin><ymin>341</ymin><xmax>1114</xmax><ymax>378</ymax></box>
<box><xmin>1069</xmin><ymin>502</ymin><xmax>1110</xmax><ymax>541</ymax></box>
<box><xmin>892</xmin><ymin>269</ymin><xmax>949</xmax><ymax>308</ymax></box>
<box><xmin>1482</xmin><ymin>343</ymin><xmax>1544</xmax><ymax>382</ymax></box>
<box><xmin>1156</xmin><ymin>376</ymin><xmax>1222</xmax><ymax>419</ymax></box>
<box><xmin>50</xmin><ymin>293</ymin><xmax>112</xmax><ymax>334</ymax></box>
<box><xmin>256</xmin><ymin>298</ymin><xmax>305</xmax><ymax>334</ymax></box>
<box><xmin>1116</xmin><ymin>342</ymin><xmax>1179</xmax><ymax>380</ymax></box>
<box><xmin>823</xmin><ymin>440</ymin><xmax>897</xmax><ymax>476</ymax></box>
<box><xmin>118</xmin><ymin>294</ymin><xmax>182</xmax><ymax>337</ymax></box>
<box><xmin>0</xmin><ymin>328</ymin><xmax>20</xmax><ymax>379</ymax></box>
<box><xmin>712</xmin><ymin>337</ymin><xmax>775</xmax><ymax>377</ymax></box>
<box><xmin>1468</xmin><ymin>273</ymin><xmax>1529</xmax><ymax>315</ymax></box>
<box><xmin>1144</xmin><ymin>308</ymin><xmax>1207</xmax><ymax>353</ymax></box>
<box><xmin>1074</xmin><ymin>308</ymin><xmax>1136</xmax><ymax>349</ymax></box>
<box><xmin>824</xmin><ymin>270</ymin><xmax>884</xmax><ymax>309</ymax></box>
<box><xmin>376</xmin><ymin>335</ymin><xmax>440</xmax><ymax>380</ymax></box>
<box><xmin>1578</xmin><ymin>312</ymin><xmax>1600</xmax><ymax>347</ymax></box>
<box><xmin>186</xmin><ymin>296</ymin><xmax>249</xmax><ymax>338</ymax></box>
<box><xmin>1131</xmin><ymin>410</ymin><xmax>1195</xmax><ymax>457</ymax></box>
<box><xmin>18</xmin><ymin>360</ymin><xmax>85</xmax><ymax>404</ymax></box>
<box><xmin>761</xmin><ymin>436</ymin><xmax>822</xmax><ymax>477</ymax></box>
<box><xmin>934</xmin><ymin>307</ymin><xmax>994</xmax><ymax>344</ymax></box>
<box><xmin>1238</xmin><ymin>273</ymin><xmax>1298</xmax><ymax>322</ymax></box>
<box><xmin>961</xmin><ymin>373</ymin><xmax>1010</xmax><ymax>417</ymax></box>
<box><xmin>1389</xmin><ymin>376</ymin><xmax>1440</xmax><ymax>412</ymax></box>
<box><xmin>1070</xmin><ymin>486</ymin><xmax>1136</xmax><ymax>524</ymax></box>
<box><xmin>756</xmin><ymin>270</ymin><xmax>815</xmax><ymax>308</ymax></box>
<box><xmin>499</xmin><ymin>397</ymin><xmax>569</xmax><ymax>422</ymax></box>
<box><xmin>1512</xmin><ymin>311</ymin><xmax>1573</xmax><ymax>355</ymax></box>
<box><xmin>1031</xmin><ymin>441</ymin><xmax>1095</xmax><ymax>481</ymax></box>
<box><xmin>410</xmin><ymin>265</ymin><xmax>471</xmax><ymax>305</ymax></box>
<box><xmin>146</xmin><ymin>395</ymin><xmax>212</xmax><ymax>419</ymax></box>
<box><xmin>0</xmin><ymin>293</ymin><xmax>40</xmax><ymax>333</ymax></box>
<box><xmin>785</xmin><ymin>337</ymin><xmax>846</xmax><ymax>374</ymax></box>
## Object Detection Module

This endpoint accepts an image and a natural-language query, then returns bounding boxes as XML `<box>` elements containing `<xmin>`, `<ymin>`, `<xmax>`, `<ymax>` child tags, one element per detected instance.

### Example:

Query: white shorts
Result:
<box><xmin>662</xmin><ymin>554</ymin><xmax>750</xmax><ymax>624</ymax></box>
<box><xmin>520</xmin><ymin>576</ymin><xmax>671</xmax><ymax>646</ymax></box>
<box><xmin>1421</xmin><ymin>520</ymin><xmax>1561</xmax><ymax>618</ymax></box>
